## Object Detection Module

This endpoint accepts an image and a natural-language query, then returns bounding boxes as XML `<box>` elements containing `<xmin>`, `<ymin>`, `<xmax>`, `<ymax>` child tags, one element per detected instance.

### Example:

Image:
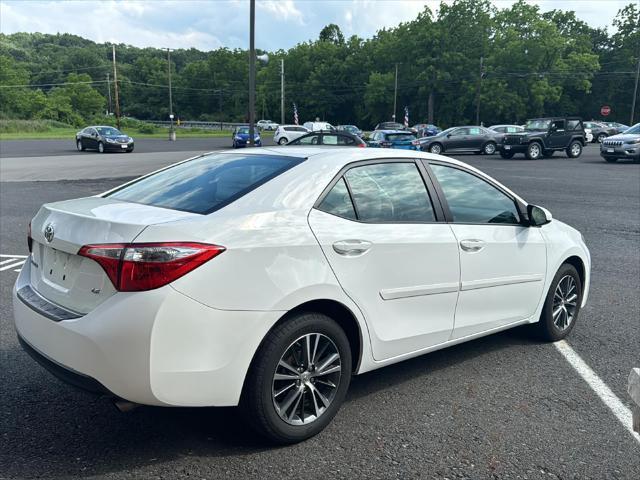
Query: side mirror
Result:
<box><xmin>446</xmin><ymin>133</ymin><xmax>452</xmax><ymax>138</ymax></box>
<box><xmin>527</xmin><ymin>204</ymin><xmax>552</xmax><ymax>227</ymax></box>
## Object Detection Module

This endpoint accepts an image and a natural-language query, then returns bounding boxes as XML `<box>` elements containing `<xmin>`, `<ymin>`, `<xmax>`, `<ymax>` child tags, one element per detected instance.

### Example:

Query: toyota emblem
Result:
<box><xmin>44</xmin><ymin>224</ymin><xmax>55</xmax><ymax>243</ymax></box>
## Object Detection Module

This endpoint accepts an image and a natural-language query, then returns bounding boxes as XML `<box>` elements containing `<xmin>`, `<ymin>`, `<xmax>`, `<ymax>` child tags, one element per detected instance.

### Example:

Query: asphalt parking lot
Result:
<box><xmin>0</xmin><ymin>141</ymin><xmax>639</xmax><ymax>479</ymax></box>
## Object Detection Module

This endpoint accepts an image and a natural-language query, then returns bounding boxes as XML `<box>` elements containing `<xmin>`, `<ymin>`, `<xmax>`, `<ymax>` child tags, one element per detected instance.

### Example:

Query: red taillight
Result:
<box><xmin>358</xmin><ymin>142</ymin><xmax>366</xmax><ymax>148</ymax></box>
<box><xmin>78</xmin><ymin>242</ymin><xmax>225</xmax><ymax>292</ymax></box>
<box><xmin>27</xmin><ymin>221</ymin><xmax>33</xmax><ymax>253</ymax></box>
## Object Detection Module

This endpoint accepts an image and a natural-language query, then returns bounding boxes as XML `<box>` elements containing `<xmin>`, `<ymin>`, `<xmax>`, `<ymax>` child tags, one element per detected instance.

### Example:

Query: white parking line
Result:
<box><xmin>554</xmin><ymin>340</ymin><xmax>640</xmax><ymax>444</ymax></box>
<box><xmin>0</xmin><ymin>260</ymin><xmax>25</xmax><ymax>272</ymax></box>
<box><xmin>0</xmin><ymin>254</ymin><xmax>28</xmax><ymax>258</ymax></box>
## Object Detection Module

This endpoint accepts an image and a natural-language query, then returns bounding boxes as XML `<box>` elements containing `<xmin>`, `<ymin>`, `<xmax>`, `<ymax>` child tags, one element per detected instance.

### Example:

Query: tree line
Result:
<box><xmin>0</xmin><ymin>0</ymin><xmax>638</xmax><ymax>129</ymax></box>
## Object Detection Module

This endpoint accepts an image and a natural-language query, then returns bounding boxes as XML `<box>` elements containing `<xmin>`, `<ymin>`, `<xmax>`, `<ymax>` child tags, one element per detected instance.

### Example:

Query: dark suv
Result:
<box><xmin>499</xmin><ymin>117</ymin><xmax>586</xmax><ymax>160</ymax></box>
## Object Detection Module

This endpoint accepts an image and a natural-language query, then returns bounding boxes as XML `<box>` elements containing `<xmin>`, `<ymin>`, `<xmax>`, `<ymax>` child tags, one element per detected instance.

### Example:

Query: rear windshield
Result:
<box><xmin>106</xmin><ymin>153</ymin><xmax>303</xmax><ymax>214</ymax></box>
<box><xmin>386</xmin><ymin>133</ymin><xmax>416</xmax><ymax>142</ymax></box>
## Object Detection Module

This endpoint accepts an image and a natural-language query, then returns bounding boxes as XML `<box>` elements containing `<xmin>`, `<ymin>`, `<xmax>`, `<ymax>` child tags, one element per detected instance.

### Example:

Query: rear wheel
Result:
<box><xmin>597</xmin><ymin>133</ymin><xmax>607</xmax><ymax>143</ymax></box>
<box><xmin>97</xmin><ymin>141</ymin><xmax>105</xmax><ymax>153</ymax></box>
<box><xmin>525</xmin><ymin>142</ymin><xmax>542</xmax><ymax>160</ymax></box>
<box><xmin>483</xmin><ymin>142</ymin><xmax>496</xmax><ymax>155</ymax></box>
<box><xmin>241</xmin><ymin>312</ymin><xmax>352</xmax><ymax>444</ymax></box>
<box><xmin>566</xmin><ymin>141</ymin><xmax>582</xmax><ymax>158</ymax></box>
<box><xmin>535</xmin><ymin>264</ymin><xmax>582</xmax><ymax>342</ymax></box>
<box><xmin>278</xmin><ymin>137</ymin><xmax>288</xmax><ymax>145</ymax></box>
<box><xmin>76</xmin><ymin>139</ymin><xmax>84</xmax><ymax>151</ymax></box>
<box><xmin>429</xmin><ymin>143</ymin><xmax>443</xmax><ymax>154</ymax></box>
<box><xmin>499</xmin><ymin>151</ymin><xmax>514</xmax><ymax>159</ymax></box>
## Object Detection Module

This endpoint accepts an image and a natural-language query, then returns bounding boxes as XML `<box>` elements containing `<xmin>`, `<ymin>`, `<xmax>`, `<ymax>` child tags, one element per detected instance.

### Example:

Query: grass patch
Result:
<box><xmin>0</xmin><ymin>119</ymin><xmax>233</xmax><ymax>140</ymax></box>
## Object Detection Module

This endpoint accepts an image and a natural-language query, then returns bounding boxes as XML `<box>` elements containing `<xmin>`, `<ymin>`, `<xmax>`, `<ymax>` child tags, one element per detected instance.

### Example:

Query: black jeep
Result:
<box><xmin>498</xmin><ymin>117</ymin><xmax>586</xmax><ymax>159</ymax></box>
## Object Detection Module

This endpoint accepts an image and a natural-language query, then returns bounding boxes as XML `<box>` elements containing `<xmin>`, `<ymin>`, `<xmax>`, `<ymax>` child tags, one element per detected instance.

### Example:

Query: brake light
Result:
<box><xmin>27</xmin><ymin>221</ymin><xmax>33</xmax><ymax>253</ymax></box>
<box><xmin>358</xmin><ymin>142</ymin><xmax>366</xmax><ymax>148</ymax></box>
<box><xmin>78</xmin><ymin>242</ymin><xmax>225</xmax><ymax>292</ymax></box>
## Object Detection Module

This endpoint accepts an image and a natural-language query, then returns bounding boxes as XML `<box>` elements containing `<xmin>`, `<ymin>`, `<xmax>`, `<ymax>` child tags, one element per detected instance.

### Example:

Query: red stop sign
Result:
<box><xmin>601</xmin><ymin>105</ymin><xmax>611</xmax><ymax>116</ymax></box>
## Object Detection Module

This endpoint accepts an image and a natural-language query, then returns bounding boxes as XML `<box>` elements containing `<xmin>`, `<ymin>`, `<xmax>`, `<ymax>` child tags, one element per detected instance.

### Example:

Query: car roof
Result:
<box><xmin>377</xmin><ymin>129</ymin><xmax>413</xmax><ymax>134</ymax></box>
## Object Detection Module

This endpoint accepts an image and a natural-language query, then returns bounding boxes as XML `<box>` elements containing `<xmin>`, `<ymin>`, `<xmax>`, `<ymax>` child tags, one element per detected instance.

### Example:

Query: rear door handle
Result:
<box><xmin>332</xmin><ymin>239</ymin><xmax>372</xmax><ymax>256</ymax></box>
<box><xmin>460</xmin><ymin>239</ymin><xmax>485</xmax><ymax>252</ymax></box>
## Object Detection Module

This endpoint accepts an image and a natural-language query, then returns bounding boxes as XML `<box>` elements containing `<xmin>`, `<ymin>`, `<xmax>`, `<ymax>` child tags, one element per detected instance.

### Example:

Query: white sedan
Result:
<box><xmin>13</xmin><ymin>147</ymin><xmax>590</xmax><ymax>443</ymax></box>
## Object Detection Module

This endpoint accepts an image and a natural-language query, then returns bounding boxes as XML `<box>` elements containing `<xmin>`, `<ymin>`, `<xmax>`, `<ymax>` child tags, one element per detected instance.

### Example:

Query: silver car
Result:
<box><xmin>600</xmin><ymin>123</ymin><xmax>640</xmax><ymax>163</ymax></box>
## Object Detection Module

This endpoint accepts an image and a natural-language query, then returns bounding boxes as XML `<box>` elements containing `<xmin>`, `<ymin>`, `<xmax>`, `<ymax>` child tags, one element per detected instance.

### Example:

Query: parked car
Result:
<box><xmin>232</xmin><ymin>126</ymin><xmax>261</xmax><ymax>148</ymax></box>
<box><xmin>488</xmin><ymin>125</ymin><xmax>524</xmax><ymax>134</ymax></box>
<box><xmin>602</xmin><ymin>122</ymin><xmax>630</xmax><ymax>135</ymax></box>
<box><xmin>374</xmin><ymin>121</ymin><xmax>407</xmax><ymax>131</ymax></box>
<box><xmin>583</xmin><ymin>121</ymin><xmax>617</xmax><ymax>143</ymax></box>
<box><xmin>336</xmin><ymin>125</ymin><xmax>364</xmax><ymax>138</ymax></box>
<box><xmin>288</xmin><ymin>131</ymin><xmax>366</xmax><ymax>147</ymax></box>
<box><xmin>419</xmin><ymin>126</ymin><xmax>500</xmax><ymax>155</ymax></box>
<box><xmin>14</xmin><ymin>147</ymin><xmax>590</xmax><ymax>444</ymax></box>
<box><xmin>600</xmin><ymin>123</ymin><xmax>640</xmax><ymax>163</ymax></box>
<box><xmin>303</xmin><ymin>121</ymin><xmax>335</xmax><ymax>132</ymax></box>
<box><xmin>274</xmin><ymin>125</ymin><xmax>309</xmax><ymax>145</ymax></box>
<box><xmin>412</xmin><ymin>124</ymin><xmax>441</xmax><ymax>137</ymax></box>
<box><xmin>257</xmin><ymin>120</ymin><xmax>279</xmax><ymax>131</ymax></box>
<box><xmin>368</xmin><ymin>130</ymin><xmax>419</xmax><ymax>150</ymax></box>
<box><xmin>498</xmin><ymin>117</ymin><xmax>586</xmax><ymax>159</ymax></box>
<box><xmin>75</xmin><ymin>126</ymin><xmax>134</xmax><ymax>153</ymax></box>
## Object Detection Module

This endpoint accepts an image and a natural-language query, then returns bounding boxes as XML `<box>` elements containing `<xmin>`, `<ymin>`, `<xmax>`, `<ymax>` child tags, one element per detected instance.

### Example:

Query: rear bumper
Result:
<box><xmin>13</xmin><ymin>263</ymin><xmax>282</xmax><ymax>407</ymax></box>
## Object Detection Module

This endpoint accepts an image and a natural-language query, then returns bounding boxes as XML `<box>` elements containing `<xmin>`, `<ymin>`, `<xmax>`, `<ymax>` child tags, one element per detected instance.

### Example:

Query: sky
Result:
<box><xmin>0</xmin><ymin>0</ymin><xmax>633</xmax><ymax>52</ymax></box>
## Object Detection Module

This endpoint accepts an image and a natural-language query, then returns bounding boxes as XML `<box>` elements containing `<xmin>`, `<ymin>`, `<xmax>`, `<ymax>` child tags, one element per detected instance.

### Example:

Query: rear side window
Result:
<box><xmin>345</xmin><ymin>163</ymin><xmax>435</xmax><ymax>222</ymax></box>
<box><xmin>317</xmin><ymin>178</ymin><xmax>357</xmax><ymax>220</ymax></box>
<box><xmin>567</xmin><ymin>120</ymin><xmax>582</xmax><ymax>130</ymax></box>
<box><xmin>107</xmin><ymin>153</ymin><xmax>303</xmax><ymax>214</ymax></box>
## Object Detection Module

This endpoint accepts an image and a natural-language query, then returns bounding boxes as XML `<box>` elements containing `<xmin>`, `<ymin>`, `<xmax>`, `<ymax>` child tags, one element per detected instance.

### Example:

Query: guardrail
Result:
<box><xmin>629</xmin><ymin>368</ymin><xmax>640</xmax><ymax>433</ymax></box>
<box><xmin>146</xmin><ymin>120</ymin><xmax>244</xmax><ymax>130</ymax></box>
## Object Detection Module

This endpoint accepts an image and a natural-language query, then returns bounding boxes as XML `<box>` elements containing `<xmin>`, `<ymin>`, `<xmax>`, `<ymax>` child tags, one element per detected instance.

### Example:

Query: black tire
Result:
<box><xmin>98</xmin><ymin>141</ymin><xmax>105</xmax><ymax>153</ymax></box>
<box><xmin>535</xmin><ymin>264</ymin><xmax>582</xmax><ymax>342</ymax></box>
<box><xmin>566</xmin><ymin>140</ymin><xmax>582</xmax><ymax>158</ymax></box>
<box><xmin>429</xmin><ymin>143</ymin><xmax>443</xmax><ymax>154</ymax></box>
<box><xmin>499</xmin><ymin>151</ymin><xmax>514</xmax><ymax>159</ymax></box>
<box><xmin>525</xmin><ymin>142</ymin><xmax>543</xmax><ymax>160</ymax></box>
<box><xmin>126</xmin><ymin>145</ymin><xmax>134</xmax><ymax>153</ymax></box>
<box><xmin>597</xmin><ymin>133</ymin><xmax>607</xmax><ymax>143</ymax></box>
<box><xmin>604</xmin><ymin>157</ymin><xmax>618</xmax><ymax>163</ymax></box>
<box><xmin>76</xmin><ymin>139</ymin><xmax>85</xmax><ymax>151</ymax></box>
<box><xmin>482</xmin><ymin>141</ymin><xmax>496</xmax><ymax>155</ymax></box>
<box><xmin>241</xmin><ymin>312</ymin><xmax>352</xmax><ymax>444</ymax></box>
<box><xmin>278</xmin><ymin>137</ymin><xmax>288</xmax><ymax>145</ymax></box>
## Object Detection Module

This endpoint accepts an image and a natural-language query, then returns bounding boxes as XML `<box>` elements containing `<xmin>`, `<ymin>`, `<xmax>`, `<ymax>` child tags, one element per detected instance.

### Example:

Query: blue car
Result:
<box><xmin>232</xmin><ymin>126</ymin><xmax>262</xmax><ymax>148</ymax></box>
<box><xmin>367</xmin><ymin>130</ymin><xmax>419</xmax><ymax>150</ymax></box>
<box><xmin>412</xmin><ymin>123</ymin><xmax>441</xmax><ymax>137</ymax></box>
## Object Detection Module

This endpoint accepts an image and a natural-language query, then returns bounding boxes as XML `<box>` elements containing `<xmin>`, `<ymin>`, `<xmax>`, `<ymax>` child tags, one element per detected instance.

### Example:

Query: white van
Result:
<box><xmin>303</xmin><ymin>121</ymin><xmax>335</xmax><ymax>132</ymax></box>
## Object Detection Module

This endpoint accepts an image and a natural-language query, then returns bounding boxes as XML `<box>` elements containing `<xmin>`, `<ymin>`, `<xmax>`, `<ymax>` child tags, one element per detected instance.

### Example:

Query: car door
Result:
<box><xmin>548</xmin><ymin>120</ymin><xmax>569</xmax><ymax>148</ymax></box>
<box><xmin>308</xmin><ymin>160</ymin><xmax>460</xmax><ymax>360</ymax></box>
<box><xmin>467</xmin><ymin>127</ymin><xmax>486</xmax><ymax>150</ymax></box>
<box><xmin>86</xmin><ymin>128</ymin><xmax>98</xmax><ymax>149</ymax></box>
<box><xmin>446</xmin><ymin>128</ymin><xmax>468</xmax><ymax>151</ymax></box>
<box><xmin>426</xmin><ymin>162</ymin><xmax>547</xmax><ymax>339</ymax></box>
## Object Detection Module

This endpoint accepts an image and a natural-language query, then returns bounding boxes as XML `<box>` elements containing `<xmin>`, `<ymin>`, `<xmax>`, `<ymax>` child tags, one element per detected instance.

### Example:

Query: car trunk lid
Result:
<box><xmin>28</xmin><ymin>196</ymin><xmax>198</xmax><ymax>314</ymax></box>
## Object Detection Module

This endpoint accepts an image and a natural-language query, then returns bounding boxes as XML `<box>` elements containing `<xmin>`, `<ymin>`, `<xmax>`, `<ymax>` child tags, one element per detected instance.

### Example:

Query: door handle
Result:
<box><xmin>332</xmin><ymin>239</ymin><xmax>372</xmax><ymax>256</ymax></box>
<box><xmin>460</xmin><ymin>239</ymin><xmax>485</xmax><ymax>252</ymax></box>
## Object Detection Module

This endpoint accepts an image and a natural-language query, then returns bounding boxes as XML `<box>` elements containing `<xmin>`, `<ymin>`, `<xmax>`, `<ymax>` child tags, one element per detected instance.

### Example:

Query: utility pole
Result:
<box><xmin>167</xmin><ymin>48</ymin><xmax>175</xmax><ymax>141</ymax></box>
<box><xmin>475</xmin><ymin>56</ymin><xmax>484</xmax><ymax>125</ymax></box>
<box><xmin>106</xmin><ymin>73</ymin><xmax>112</xmax><ymax>115</ymax></box>
<box><xmin>112</xmin><ymin>45</ymin><xmax>121</xmax><ymax>130</ymax></box>
<box><xmin>631</xmin><ymin>55</ymin><xmax>640</xmax><ymax>125</ymax></box>
<box><xmin>393</xmin><ymin>63</ymin><xmax>398</xmax><ymax>121</ymax></box>
<box><xmin>280</xmin><ymin>59</ymin><xmax>285</xmax><ymax>125</ymax></box>
<box><xmin>248</xmin><ymin>0</ymin><xmax>256</xmax><ymax>146</ymax></box>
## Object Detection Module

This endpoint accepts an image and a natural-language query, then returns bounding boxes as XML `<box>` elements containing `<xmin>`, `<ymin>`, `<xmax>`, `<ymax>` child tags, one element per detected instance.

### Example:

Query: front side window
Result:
<box><xmin>551</xmin><ymin>120</ymin><xmax>565</xmax><ymax>131</ymax></box>
<box><xmin>343</xmin><ymin>163</ymin><xmax>436</xmax><ymax>222</ymax></box>
<box><xmin>107</xmin><ymin>153</ymin><xmax>303</xmax><ymax>214</ymax></box>
<box><xmin>430</xmin><ymin>164</ymin><xmax>520</xmax><ymax>224</ymax></box>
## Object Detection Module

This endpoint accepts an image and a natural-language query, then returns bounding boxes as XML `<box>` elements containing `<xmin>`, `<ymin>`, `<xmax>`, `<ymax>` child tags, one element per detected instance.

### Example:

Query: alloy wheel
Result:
<box><xmin>484</xmin><ymin>143</ymin><xmax>496</xmax><ymax>155</ymax></box>
<box><xmin>430</xmin><ymin>144</ymin><xmax>442</xmax><ymax>154</ymax></box>
<box><xmin>76</xmin><ymin>140</ymin><xmax>82</xmax><ymax>151</ymax></box>
<box><xmin>528</xmin><ymin>143</ymin><xmax>541</xmax><ymax>159</ymax></box>
<box><xmin>552</xmin><ymin>275</ymin><xmax>578</xmax><ymax>331</ymax></box>
<box><xmin>272</xmin><ymin>333</ymin><xmax>342</xmax><ymax>426</ymax></box>
<box><xmin>570</xmin><ymin>142</ymin><xmax>581</xmax><ymax>157</ymax></box>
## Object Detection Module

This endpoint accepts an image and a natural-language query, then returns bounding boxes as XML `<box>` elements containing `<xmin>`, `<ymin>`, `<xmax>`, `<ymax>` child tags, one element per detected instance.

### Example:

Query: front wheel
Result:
<box><xmin>535</xmin><ymin>264</ymin><xmax>582</xmax><ymax>342</ymax></box>
<box><xmin>566</xmin><ymin>141</ymin><xmax>582</xmax><ymax>158</ymax></box>
<box><xmin>76</xmin><ymin>139</ymin><xmax>85</xmax><ymax>151</ymax></box>
<box><xmin>525</xmin><ymin>142</ymin><xmax>542</xmax><ymax>160</ymax></box>
<box><xmin>429</xmin><ymin>143</ymin><xmax>443</xmax><ymax>154</ymax></box>
<box><xmin>597</xmin><ymin>133</ymin><xmax>606</xmax><ymax>143</ymax></box>
<box><xmin>482</xmin><ymin>142</ymin><xmax>496</xmax><ymax>155</ymax></box>
<box><xmin>241</xmin><ymin>312</ymin><xmax>352</xmax><ymax>444</ymax></box>
<box><xmin>97</xmin><ymin>141</ymin><xmax>105</xmax><ymax>153</ymax></box>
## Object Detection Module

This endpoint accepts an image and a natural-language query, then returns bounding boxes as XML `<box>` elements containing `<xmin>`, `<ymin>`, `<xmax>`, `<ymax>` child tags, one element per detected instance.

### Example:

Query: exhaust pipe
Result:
<box><xmin>113</xmin><ymin>399</ymin><xmax>140</xmax><ymax>413</ymax></box>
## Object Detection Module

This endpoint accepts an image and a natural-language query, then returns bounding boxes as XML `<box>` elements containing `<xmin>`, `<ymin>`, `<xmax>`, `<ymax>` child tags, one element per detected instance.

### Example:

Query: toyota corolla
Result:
<box><xmin>13</xmin><ymin>147</ymin><xmax>590</xmax><ymax>443</ymax></box>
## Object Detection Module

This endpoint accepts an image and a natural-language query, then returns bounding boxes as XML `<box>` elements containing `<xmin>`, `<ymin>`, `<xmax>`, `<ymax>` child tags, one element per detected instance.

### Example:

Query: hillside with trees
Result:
<box><xmin>0</xmin><ymin>0</ymin><xmax>638</xmax><ymax>128</ymax></box>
